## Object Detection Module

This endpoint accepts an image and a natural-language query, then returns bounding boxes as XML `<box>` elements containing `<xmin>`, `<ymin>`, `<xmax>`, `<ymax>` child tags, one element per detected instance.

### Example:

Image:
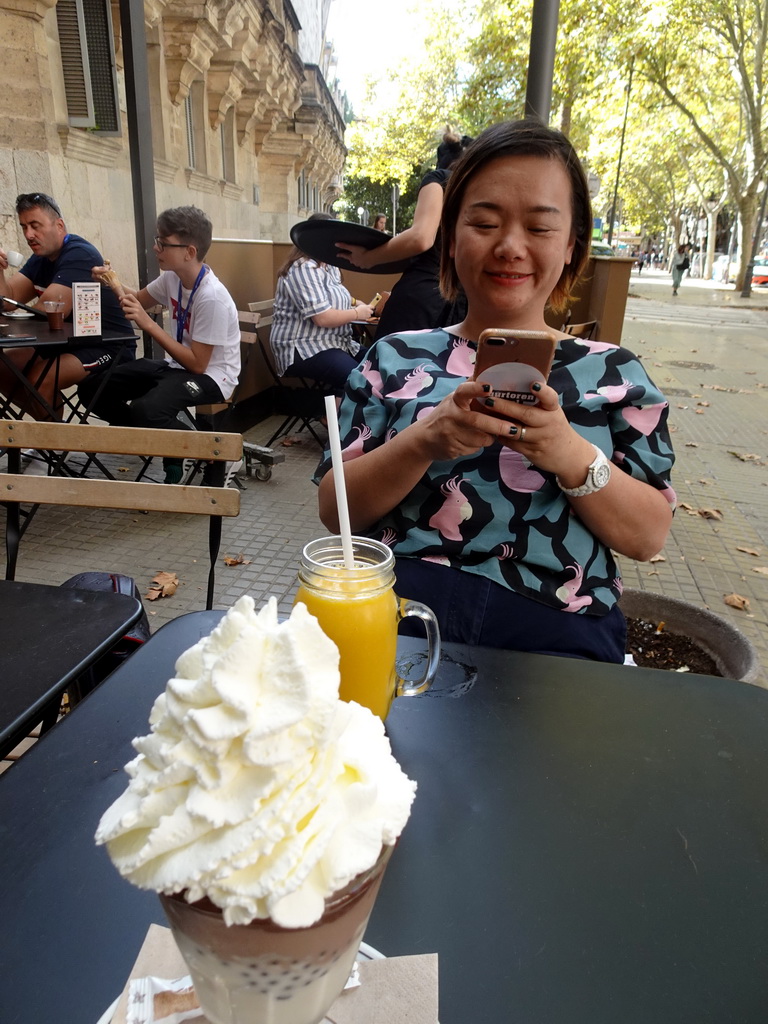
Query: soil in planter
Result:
<box><xmin>626</xmin><ymin>617</ymin><xmax>721</xmax><ymax>676</ymax></box>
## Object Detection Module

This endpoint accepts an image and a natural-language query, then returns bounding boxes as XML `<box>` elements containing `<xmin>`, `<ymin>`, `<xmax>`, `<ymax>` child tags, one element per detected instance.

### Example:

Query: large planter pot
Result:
<box><xmin>619</xmin><ymin>588</ymin><xmax>760</xmax><ymax>685</ymax></box>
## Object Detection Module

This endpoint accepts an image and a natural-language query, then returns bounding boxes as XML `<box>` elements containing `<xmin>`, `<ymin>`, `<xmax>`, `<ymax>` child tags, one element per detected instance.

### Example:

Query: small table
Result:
<box><xmin>0</xmin><ymin>317</ymin><xmax>137</xmax><ymax>421</ymax></box>
<box><xmin>0</xmin><ymin>580</ymin><xmax>143</xmax><ymax>759</ymax></box>
<box><xmin>2</xmin><ymin>612</ymin><xmax>768</xmax><ymax>1023</ymax></box>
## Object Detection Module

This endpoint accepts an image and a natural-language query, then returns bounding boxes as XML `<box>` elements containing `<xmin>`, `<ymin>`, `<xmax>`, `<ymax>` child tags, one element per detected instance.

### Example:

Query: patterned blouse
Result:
<box><xmin>271</xmin><ymin>258</ymin><xmax>359</xmax><ymax>376</ymax></box>
<box><xmin>317</xmin><ymin>328</ymin><xmax>677</xmax><ymax>617</ymax></box>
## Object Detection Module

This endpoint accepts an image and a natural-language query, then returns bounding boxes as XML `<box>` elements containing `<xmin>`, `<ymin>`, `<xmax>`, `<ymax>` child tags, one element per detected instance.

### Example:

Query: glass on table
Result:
<box><xmin>43</xmin><ymin>300</ymin><xmax>65</xmax><ymax>330</ymax></box>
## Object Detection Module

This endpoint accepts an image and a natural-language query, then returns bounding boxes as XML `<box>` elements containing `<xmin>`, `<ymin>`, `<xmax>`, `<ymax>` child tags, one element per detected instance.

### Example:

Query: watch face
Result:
<box><xmin>593</xmin><ymin>462</ymin><xmax>611</xmax><ymax>488</ymax></box>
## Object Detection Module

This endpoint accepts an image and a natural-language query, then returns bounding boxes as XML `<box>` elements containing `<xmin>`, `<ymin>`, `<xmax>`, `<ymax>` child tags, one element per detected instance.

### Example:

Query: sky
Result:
<box><xmin>325</xmin><ymin>0</ymin><xmax>448</xmax><ymax>113</ymax></box>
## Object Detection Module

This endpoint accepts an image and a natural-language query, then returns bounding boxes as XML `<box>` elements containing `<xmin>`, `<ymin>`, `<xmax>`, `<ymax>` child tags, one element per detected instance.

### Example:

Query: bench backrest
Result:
<box><xmin>1</xmin><ymin>420</ymin><xmax>241</xmax><ymax>608</ymax></box>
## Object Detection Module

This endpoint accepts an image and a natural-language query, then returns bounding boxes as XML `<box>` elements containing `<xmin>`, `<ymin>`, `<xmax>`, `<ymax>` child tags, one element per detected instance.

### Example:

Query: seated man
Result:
<box><xmin>81</xmin><ymin>205</ymin><xmax>241</xmax><ymax>483</ymax></box>
<box><xmin>0</xmin><ymin>192</ymin><xmax>135</xmax><ymax>419</ymax></box>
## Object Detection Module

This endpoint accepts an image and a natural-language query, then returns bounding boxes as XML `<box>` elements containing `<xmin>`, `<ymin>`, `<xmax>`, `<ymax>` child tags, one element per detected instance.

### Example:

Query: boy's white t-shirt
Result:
<box><xmin>146</xmin><ymin>267</ymin><xmax>241</xmax><ymax>400</ymax></box>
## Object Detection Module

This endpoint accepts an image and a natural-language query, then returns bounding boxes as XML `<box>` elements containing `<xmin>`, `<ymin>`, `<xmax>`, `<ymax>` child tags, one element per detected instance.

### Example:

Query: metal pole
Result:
<box><xmin>606</xmin><ymin>60</ymin><xmax>633</xmax><ymax>247</ymax></box>
<box><xmin>740</xmin><ymin>184</ymin><xmax>768</xmax><ymax>298</ymax></box>
<box><xmin>119</xmin><ymin>0</ymin><xmax>159</xmax><ymax>354</ymax></box>
<box><xmin>524</xmin><ymin>0</ymin><xmax>560</xmax><ymax>122</ymax></box>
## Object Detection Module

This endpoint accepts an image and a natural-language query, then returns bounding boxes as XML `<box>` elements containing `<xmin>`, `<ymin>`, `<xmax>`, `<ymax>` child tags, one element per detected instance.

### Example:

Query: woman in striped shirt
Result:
<box><xmin>271</xmin><ymin>214</ymin><xmax>375</xmax><ymax>392</ymax></box>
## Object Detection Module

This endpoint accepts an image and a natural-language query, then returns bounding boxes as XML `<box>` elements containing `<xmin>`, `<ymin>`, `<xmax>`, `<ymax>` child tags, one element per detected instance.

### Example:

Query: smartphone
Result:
<box><xmin>369</xmin><ymin>292</ymin><xmax>382</xmax><ymax>314</ymax></box>
<box><xmin>472</xmin><ymin>328</ymin><xmax>557</xmax><ymax>408</ymax></box>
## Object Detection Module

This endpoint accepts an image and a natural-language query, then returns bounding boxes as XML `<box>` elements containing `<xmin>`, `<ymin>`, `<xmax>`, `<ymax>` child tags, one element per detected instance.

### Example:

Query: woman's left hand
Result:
<box><xmin>489</xmin><ymin>382</ymin><xmax>595</xmax><ymax>476</ymax></box>
<box><xmin>335</xmin><ymin>242</ymin><xmax>374</xmax><ymax>269</ymax></box>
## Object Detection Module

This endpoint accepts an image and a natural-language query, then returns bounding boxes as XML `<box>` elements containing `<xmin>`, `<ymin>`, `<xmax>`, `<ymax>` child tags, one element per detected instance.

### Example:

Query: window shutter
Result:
<box><xmin>56</xmin><ymin>0</ymin><xmax>120</xmax><ymax>134</ymax></box>
<box><xmin>56</xmin><ymin>0</ymin><xmax>95</xmax><ymax>127</ymax></box>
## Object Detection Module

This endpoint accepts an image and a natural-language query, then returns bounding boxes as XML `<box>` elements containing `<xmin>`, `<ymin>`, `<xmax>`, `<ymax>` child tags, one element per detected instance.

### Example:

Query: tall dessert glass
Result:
<box><xmin>160</xmin><ymin>846</ymin><xmax>391</xmax><ymax>1024</ymax></box>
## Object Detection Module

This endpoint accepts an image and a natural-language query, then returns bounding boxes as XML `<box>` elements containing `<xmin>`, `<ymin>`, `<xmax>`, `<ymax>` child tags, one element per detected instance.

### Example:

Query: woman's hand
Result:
<box><xmin>353</xmin><ymin>302</ymin><xmax>375</xmax><ymax>321</ymax></box>
<box><xmin>483</xmin><ymin>381</ymin><xmax>594</xmax><ymax>476</ymax></box>
<box><xmin>412</xmin><ymin>381</ymin><xmax>529</xmax><ymax>462</ymax></box>
<box><xmin>335</xmin><ymin>242</ymin><xmax>375</xmax><ymax>269</ymax></box>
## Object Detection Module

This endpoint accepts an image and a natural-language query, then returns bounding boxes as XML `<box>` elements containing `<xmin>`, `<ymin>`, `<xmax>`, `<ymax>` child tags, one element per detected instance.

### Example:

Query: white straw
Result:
<box><xmin>324</xmin><ymin>395</ymin><xmax>355</xmax><ymax>569</ymax></box>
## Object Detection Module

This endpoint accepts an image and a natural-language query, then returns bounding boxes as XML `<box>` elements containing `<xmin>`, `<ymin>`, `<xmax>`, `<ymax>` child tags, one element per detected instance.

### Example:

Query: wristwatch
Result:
<box><xmin>557</xmin><ymin>443</ymin><xmax>612</xmax><ymax>497</ymax></box>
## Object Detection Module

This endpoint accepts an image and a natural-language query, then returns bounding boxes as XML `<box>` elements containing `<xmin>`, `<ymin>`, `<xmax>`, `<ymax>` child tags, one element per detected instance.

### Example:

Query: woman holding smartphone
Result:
<box><xmin>317</xmin><ymin>120</ymin><xmax>675</xmax><ymax>662</ymax></box>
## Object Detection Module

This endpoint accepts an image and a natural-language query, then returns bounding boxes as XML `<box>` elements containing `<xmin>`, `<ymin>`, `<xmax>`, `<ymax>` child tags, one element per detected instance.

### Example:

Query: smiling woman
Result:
<box><xmin>315</xmin><ymin>120</ymin><xmax>676</xmax><ymax>663</ymax></box>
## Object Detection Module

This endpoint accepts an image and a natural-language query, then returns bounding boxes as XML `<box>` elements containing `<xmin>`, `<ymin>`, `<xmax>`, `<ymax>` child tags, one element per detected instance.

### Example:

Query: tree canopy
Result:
<box><xmin>338</xmin><ymin>0</ymin><xmax>768</xmax><ymax>282</ymax></box>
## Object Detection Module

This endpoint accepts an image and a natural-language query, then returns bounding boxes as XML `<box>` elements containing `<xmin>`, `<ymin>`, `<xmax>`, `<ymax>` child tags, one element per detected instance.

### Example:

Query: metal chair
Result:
<box><xmin>247</xmin><ymin>301</ymin><xmax>326</xmax><ymax>449</ymax></box>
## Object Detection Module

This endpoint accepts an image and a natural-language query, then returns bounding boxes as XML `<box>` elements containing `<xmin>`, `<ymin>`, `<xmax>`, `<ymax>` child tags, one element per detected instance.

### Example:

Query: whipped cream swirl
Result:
<box><xmin>95</xmin><ymin>596</ymin><xmax>416</xmax><ymax>928</ymax></box>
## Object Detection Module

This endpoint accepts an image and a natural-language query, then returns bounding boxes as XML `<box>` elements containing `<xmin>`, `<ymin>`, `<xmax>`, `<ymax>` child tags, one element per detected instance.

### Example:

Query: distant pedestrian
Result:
<box><xmin>671</xmin><ymin>245</ymin><xmax>689</xmax><ymax>296</ymax></box>
<box><xmin>636</xmin><ymin>252</ymin><xmax>644</xmax><ymax>274</ymax></box>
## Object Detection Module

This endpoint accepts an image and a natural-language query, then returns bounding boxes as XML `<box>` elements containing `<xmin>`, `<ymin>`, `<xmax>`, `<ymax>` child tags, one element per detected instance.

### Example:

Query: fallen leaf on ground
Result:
<box><xmin>685</xmin><ymin>442</ymin><xmax>698</xmax><ymax>447</ymax></box>
<box><xmin>695</xmin><ymin>409</ymin><xmax>705</xmax><ymax>415</ymax></box>
<box><xmin>678</xmin><ymin>502</ymin><xmax>694</xmax><ymax>511</ymax></box>
<box><xmin>728</xmin><ymin>451</ymin><xmax>762</xmax><ymax>462</ymax></box>
<box><xmin>145</xmin><ymin>570</ymin><xmax>179</xmax><ymax>601</ymax></box>
<box><xmin>724</xmin><ymin>593</ymin><xmax>750</xmax><ymax>611</ymax></box>
<box><xmin>697</xmin><ymin>508</ymin><xmax>723</xmax><ymax>520</ymax></box>
<box><xmin>736</xmin><ymin>546</ymin><xmax>760</xmax><ymax>556</ymax></box>
<box><xmin>752</xmin><ymin>567</ymin><xmax>768</xmax><ymax>576</ymax></box>
<box><xmin>697</xmin><ymin>401</ymin><xmax>710</xmax><ymax>407</ymax></box>
<box><xmin>118</xmin><ymin>466</ymin><xmax>130</xmax><ymax>473</ymax></box>
<box><xmin>223</xmin><ymin>554</ymin><xmax>252</xmax><ymax>566</ymax></box>
<box><xmin>649</xmin><ymin>554</ymin><xmax>666</xmax><ymax>563</ymax></box>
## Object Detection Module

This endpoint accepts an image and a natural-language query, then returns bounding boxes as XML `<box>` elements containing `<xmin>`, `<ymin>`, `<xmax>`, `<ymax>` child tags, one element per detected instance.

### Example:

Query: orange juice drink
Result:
<box><xmin>296</xmin><ymin>537</ymin><xmax>441</xmax><ymax>721</ymax></box>
<box><xmin>295</xmin><ymin>580</ymin><xmax>397</xmax><ymax>719</ymax></box>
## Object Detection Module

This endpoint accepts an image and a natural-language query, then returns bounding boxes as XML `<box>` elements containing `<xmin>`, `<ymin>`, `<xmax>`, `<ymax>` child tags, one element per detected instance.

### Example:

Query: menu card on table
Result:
<box><xmin>72</xmin><ymin>281</ymin><xmax>102</xmax><ymax>336</ymax></box>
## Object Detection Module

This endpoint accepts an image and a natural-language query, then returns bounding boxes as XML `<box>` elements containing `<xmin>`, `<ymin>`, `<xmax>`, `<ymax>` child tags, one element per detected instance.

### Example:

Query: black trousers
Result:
<box><xmin>394</xmin><ymin>557</ymin><xmax>627</xmax><ymax>664</ymax></box>
<box><xmin>78</xmin><ymin>358</ymin><xmax>224</xmax><ymax>430</ymax></box>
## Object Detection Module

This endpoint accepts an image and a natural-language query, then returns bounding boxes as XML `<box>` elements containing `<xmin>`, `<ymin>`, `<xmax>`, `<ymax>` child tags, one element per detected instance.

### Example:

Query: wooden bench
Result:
<box><xmin>1</xmin><ymin>420</ymin><xmax>241</xmax><ymax>609</ymax></box>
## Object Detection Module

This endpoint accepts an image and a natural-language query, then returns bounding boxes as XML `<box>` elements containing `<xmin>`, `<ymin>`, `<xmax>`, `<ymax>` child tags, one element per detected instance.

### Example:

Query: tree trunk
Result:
<box><xmin>734</xmin><ymin>191</ymin><xmax>759</xmax><ymax>291</ymax></box>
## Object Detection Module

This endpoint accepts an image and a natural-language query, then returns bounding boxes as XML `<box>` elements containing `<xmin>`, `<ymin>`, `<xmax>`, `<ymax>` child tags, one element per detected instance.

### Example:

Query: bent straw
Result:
<box><xmin>324</xmin><ymin>395</ymin><xmax>355</xmax><ymax>569</ymax></box>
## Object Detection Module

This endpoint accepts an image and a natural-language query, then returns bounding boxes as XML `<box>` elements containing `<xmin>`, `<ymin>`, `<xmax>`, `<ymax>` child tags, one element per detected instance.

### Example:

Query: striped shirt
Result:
<box><xmin>270</xmin><ymin>258</ymin><xmax>359</xmax><ymax>375</ymax></box>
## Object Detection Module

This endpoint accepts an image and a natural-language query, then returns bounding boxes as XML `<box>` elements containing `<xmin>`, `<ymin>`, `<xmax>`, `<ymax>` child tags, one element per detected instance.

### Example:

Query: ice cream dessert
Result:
<box><xmin>94</xmin><ymin>258</ymin><xmax>125</xmax><ymax>298</ymax></box>
<box><xmin>96</xmin><ymin>595</ymin><xmax>416</xmax><ymax>1024</ymax></box>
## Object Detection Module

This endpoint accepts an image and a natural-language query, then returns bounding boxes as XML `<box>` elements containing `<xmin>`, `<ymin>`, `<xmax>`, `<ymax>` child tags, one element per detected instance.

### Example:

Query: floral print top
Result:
<box><xmin>316</xmin><ymin>328</ymin><xmax>676</xmax><ymax>617</ymax></box>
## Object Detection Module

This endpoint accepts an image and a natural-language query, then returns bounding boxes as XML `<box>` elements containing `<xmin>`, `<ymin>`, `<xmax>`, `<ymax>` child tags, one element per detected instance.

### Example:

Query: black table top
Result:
<box><xmin>1</xmin><ymin>610</ymin><xmax>768</xmax><ymax>1023</ymax></box>
<box><xmin>0</xmin><ymin>317</ymin><xmax>137</xmax><ymax>346</ymax></box>
<box><xmin>290</xmin><ymin>219</ymin><xmax>412</xmax><ymax>274</ymax></box>
<box><xmin>0</xmin><ymin>580</ymin><xmax>142</xmax><ymax>755</ymax></box>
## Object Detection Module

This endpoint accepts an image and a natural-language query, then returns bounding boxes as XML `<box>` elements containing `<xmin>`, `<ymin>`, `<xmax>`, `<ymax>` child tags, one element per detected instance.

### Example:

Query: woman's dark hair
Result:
<box><xmin>156</xmin><ymin>206</ymin><xmax>213</xmax><ymax>260</ymax></box>
<box><xmin>436</xmin><ymin>130</ymin><xmax>473</xmax><ymax>170</ymax></box>
<box><xmin>278</xmin><ymin>212</ymin><xmax>333</xmax><ymax>277</ymax></box>
<box><xmin>439</xmin><ymin>120</ymin><xmax>592</xmax><ymax>314</ymax></box>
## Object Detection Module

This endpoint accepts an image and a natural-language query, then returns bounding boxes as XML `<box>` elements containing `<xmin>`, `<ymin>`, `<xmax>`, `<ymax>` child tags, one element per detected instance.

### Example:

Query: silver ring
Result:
<box><xmin>519</xmin><ymin>426</ymin><xmax>527</xmax><ymax>442</ymax></box>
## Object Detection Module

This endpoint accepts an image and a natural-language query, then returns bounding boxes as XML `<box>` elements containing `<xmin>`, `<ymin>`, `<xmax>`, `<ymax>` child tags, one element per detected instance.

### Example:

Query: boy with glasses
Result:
<box><xmin>0</xmin><ymin>192</ymin><xmax>134</xmax><ymax>418</ymax></box>
<box><xmin>82</xmin><ymin>206</ymin><xmax>240</xmax><ymax>483</ymax></box>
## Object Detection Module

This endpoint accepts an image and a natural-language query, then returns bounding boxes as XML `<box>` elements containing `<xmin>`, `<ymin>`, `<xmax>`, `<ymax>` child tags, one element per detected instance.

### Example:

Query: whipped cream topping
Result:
<box><xmin>95</xmin><ymin>596</ymin><xmax>416</xmax><ymax>928</ymax></box>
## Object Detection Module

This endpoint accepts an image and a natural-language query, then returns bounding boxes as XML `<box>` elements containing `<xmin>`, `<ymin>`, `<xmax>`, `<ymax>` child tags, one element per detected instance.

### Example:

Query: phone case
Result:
<box><xmin>472</xmin><ymin>329</ymin><xmax>557</xmax><ymax>406</ymax></box>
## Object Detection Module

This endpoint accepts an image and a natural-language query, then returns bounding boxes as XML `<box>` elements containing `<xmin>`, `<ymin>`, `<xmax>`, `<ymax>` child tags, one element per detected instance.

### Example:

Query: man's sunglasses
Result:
<box><xmin>15</xmin><ymin>192</ymin><xmax>62</xmax><ymax>217</ymax></box>
<box><xmin>154</xmin><ymin>236</ymin><xmax>189</xmax><ymax>250</ymax></box>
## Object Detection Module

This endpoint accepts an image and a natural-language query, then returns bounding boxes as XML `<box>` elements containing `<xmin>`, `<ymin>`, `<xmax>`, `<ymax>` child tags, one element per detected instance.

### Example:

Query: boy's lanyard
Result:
<box><xmin>176</xmin><ymin>265</ymin><xmax>207</xmax><ymax>342</ymax></box>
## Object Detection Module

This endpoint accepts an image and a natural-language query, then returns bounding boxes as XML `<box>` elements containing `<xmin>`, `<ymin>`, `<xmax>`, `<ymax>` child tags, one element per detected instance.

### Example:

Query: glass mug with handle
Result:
<box><xmin>295</xmin><ymin>536</ymin><xmax>440</xmax><ymax>719</ymax></box>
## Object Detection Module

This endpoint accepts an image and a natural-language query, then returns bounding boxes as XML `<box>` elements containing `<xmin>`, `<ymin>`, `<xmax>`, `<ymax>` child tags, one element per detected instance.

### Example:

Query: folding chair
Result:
<box><xmin>1</xmin><ymin>420</ymin><xmax>241</xmax><ymax>609</ymax></box>
<box><xmin>247</xmin><ymin>301</ymin><xmax>326</xmax><ymax>448</ymax></box>
<box><xmin>563</xmin><ymin>320</ymin><xmax>599</xmax><ymax>340</ymax></box>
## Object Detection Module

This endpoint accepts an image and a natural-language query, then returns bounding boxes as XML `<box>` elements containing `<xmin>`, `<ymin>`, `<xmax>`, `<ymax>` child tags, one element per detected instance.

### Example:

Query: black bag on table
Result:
<box><xmin>59</xmin><ymin>572</ymin><xmax>151</xmax><ymax>703</ymax></box>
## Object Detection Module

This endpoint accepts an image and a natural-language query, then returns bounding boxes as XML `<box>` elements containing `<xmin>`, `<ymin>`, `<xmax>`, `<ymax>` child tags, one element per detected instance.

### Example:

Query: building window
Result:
<box><xmin>184</xmin><ymin>81</ymin><xmax>207</xmax><ymax>173</ymax></box>
<box><xmin>220</xmin><ymin>108</ymin><xmax>235</xmax><ymax>182</ymax></box>
<box><xmin>185</xmin><ymin>95</ymin><xmax>196</xmax><ymax>168</ymax></box>
<box><xmin>56</xmin><ymin>0</ymin><xmax>120</xmax><ymax>134</ymax></box>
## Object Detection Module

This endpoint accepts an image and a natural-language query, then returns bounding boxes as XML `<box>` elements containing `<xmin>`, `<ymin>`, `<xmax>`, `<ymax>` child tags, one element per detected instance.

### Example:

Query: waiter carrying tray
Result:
<box><xmin>0</xmin><ymin>192</ymin><xmax>134</xmax><ymax>419</ymax></box>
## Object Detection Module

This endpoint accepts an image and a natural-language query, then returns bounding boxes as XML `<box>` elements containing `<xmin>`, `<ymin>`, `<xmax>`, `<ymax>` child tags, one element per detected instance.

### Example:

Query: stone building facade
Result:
<box><xmin>0</xmin><ymin>0</ymin><xmax>345</xmax><ymax>287</ymax></box>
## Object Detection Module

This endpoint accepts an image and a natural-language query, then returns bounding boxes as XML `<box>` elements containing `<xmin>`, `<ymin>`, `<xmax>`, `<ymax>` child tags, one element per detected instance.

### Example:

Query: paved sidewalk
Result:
<box><xmin>7</xmin><ymin>271</ymin><xmax>766</xmax><ymax>687</ymax></box>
